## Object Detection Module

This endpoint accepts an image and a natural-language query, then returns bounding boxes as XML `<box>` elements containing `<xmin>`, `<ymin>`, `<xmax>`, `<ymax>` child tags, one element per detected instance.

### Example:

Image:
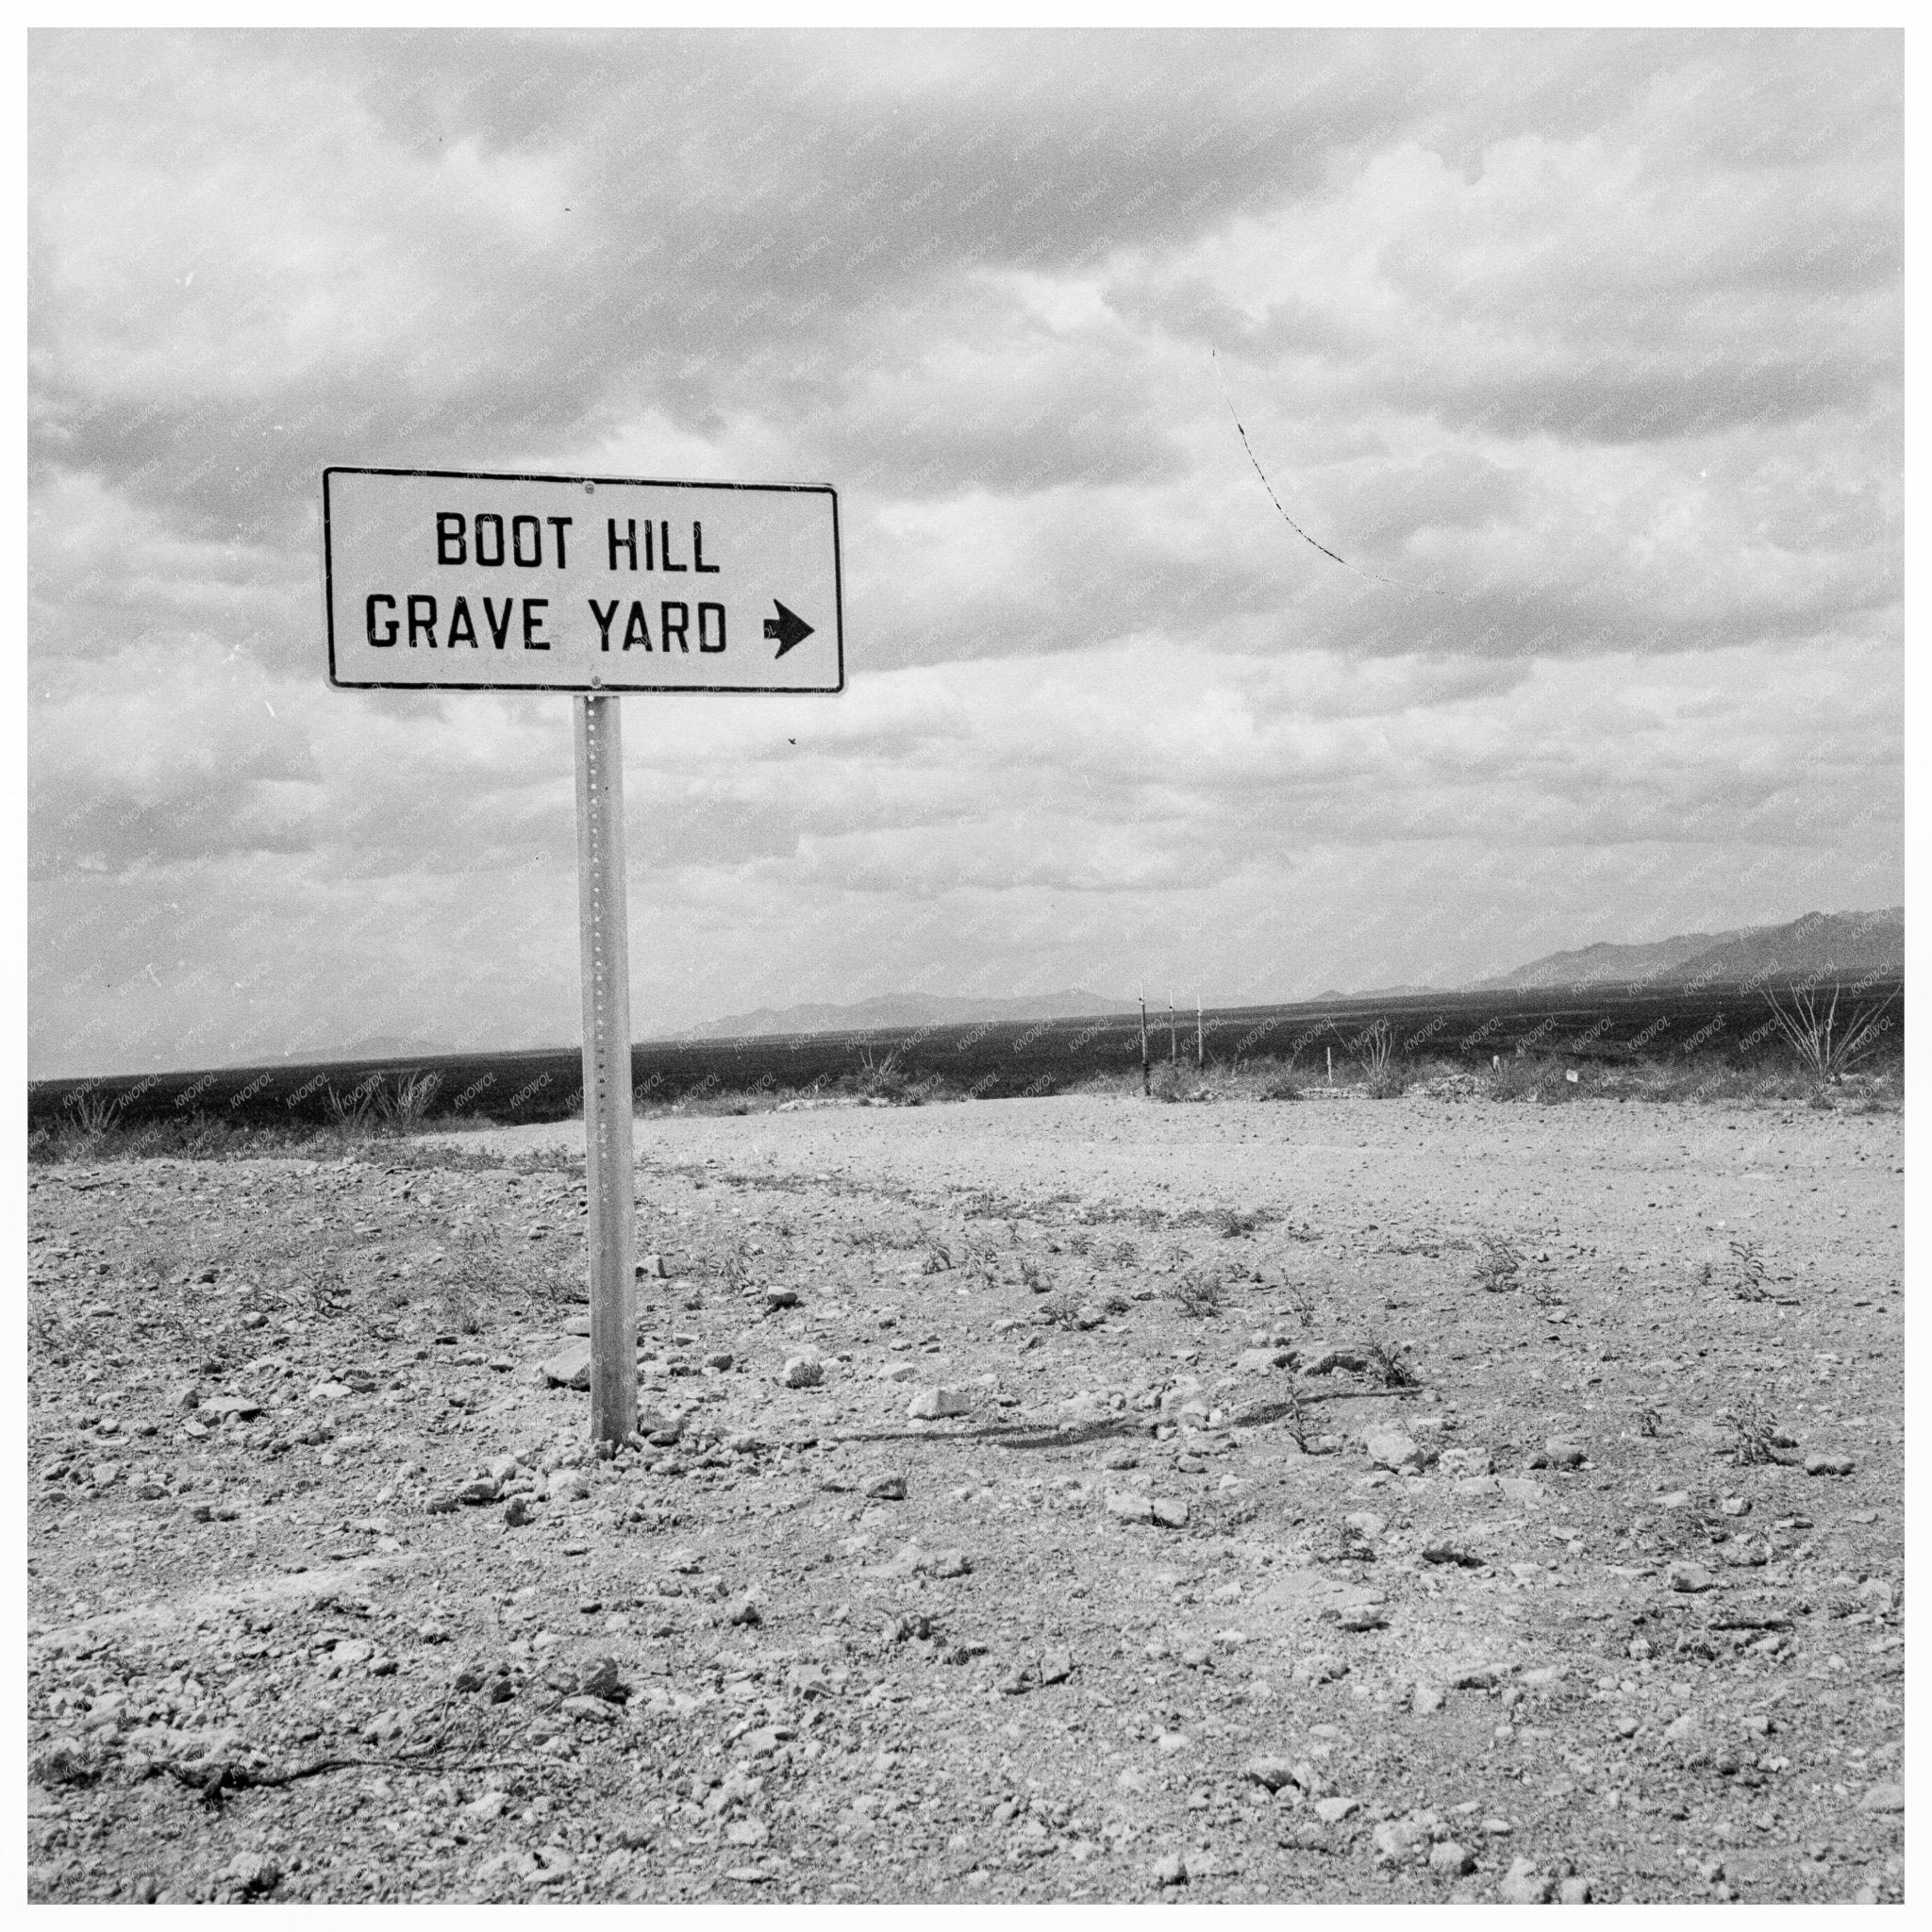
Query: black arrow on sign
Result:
<box><xmin>763</xmin><ymin>602</ymin><xmax>814</xmax><ymax>658</ymax></box>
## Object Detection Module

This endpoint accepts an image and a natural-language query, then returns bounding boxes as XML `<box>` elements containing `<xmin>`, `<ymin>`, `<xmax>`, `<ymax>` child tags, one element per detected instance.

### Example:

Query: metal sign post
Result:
<box><xmin>323</xmin><ymin>463</ymin><xmax>843</xmax><ymax>1448</ymax></box>
<box><xmin>575</xmin><ymin>692</ymin><xmax>636</xmax><ymax>1444</ymax></box>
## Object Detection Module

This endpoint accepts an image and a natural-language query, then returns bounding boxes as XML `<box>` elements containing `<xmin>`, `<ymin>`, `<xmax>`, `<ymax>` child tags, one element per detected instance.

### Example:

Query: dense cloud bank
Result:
<box><xmin>28</xmin><ymin>30</ymin><xmax>1901</xmax><ymax>1075</ymax></box>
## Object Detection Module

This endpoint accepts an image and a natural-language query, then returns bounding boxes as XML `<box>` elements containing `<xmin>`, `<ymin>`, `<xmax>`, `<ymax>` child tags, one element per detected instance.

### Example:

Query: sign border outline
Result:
<box><xmin>323</xmin><ymin>465</ymin><xmax>844</xmax><ymax>695</ymax></box>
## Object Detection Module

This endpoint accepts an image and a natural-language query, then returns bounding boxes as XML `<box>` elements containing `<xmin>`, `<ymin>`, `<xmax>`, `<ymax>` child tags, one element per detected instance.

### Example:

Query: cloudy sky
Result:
<box><xmin>28</xmin><ymin>29</ymin><xmax>1902</xmax><ymax>1078</ymax></box>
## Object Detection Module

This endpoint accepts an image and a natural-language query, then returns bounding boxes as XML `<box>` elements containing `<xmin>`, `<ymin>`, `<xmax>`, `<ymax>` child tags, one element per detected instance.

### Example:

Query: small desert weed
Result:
<box><xmin>1719</xmin><ymin>1391</ymin><xmax>1783</xmax><ymax>1466</ymax></box>
<box><xmin>1362</xmin><ymin>1331</ymin><xmax>1419</xmax><ymax>1389</ymax></box>
<box><xmin>1170</xmin><ymin>1266</ymin><xmax>1227</xmax><ymax>1319</ymax></box>
<box><xmin>1727</xmin><ymin>1238</ymin><xmax>1769</xmax><ymax>1302</ymax></box>
<box><xmin>1472</xmin><ymin>1232</ymin><xmax>1524</xmax><ymax>1292</ymax></box>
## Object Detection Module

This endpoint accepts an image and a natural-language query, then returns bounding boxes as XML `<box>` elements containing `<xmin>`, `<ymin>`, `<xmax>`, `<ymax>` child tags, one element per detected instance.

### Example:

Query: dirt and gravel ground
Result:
<box><xmin>26</xmin><ymin>1088</ymin><xmax>1905</xmax><ymax>1904</ymax></box>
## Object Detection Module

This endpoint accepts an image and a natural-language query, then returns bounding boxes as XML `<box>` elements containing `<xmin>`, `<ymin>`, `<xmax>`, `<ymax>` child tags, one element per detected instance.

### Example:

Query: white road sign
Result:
<box><xmin>324</xmin><ymin>466</ymin><xmax>842</xmax><ymax>693</ymax></box>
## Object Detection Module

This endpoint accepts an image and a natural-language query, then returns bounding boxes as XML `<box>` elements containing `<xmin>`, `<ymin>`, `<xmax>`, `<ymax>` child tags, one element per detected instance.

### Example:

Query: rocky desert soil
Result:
<box><xmin>26</xmin><ymin>1089</ymin><xmax>1905</xmax><ymax>1904</ymax></box>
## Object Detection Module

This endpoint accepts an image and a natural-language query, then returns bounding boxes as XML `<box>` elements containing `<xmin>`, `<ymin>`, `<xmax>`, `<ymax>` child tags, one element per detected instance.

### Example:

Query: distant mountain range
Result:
<box><xmin>1464</xmin><ymin>908</ymin><xmax>1902</xmax><ymax>993</ymax></box>
<box><xmin>663</xmin><ymin>908</ymin><xmax>1900</xmax><ymax>1043</ymax></box>
<box><xmin>675</xmin><ymin>987</ymin><xmax>1133</xmax><ymax>1041</ymax></box>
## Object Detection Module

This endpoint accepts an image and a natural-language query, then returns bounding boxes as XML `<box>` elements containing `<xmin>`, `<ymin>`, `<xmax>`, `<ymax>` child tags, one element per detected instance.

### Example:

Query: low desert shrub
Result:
<box><xmin>1209</xmin><ymin>1207</ymin><xmax>1267</xmax><ymax>1240</ymax></box>
<box><xmin>1763</xmin><ymin>983</ymin><xmax>1899</xmax><ymax>1084</ymax></box>
<box><xmin>1333</xmin><ymin>1018</ymin><xmax>1407</xmax><ymax>1097</ymax></box>
<box><xmin>374</xmin><ymin>1071</ymin><xmax>443</xmax><ymax>1126</ymax></box>
<box><xmin>1472</xmin><ymin>1231</ymin><xmax>1524</xmax><ymax>1292</ymax></box>
<box><xmin>1726</xmin><ymin>1237</ymin><xmax>1769</xmax><ymax>1302</ymax></box>
<box><xmin>1169</xmin><ymin>1266</ymin><xmax>1227</xmax><ymax>1318</ymax></box>
<box><xmin>1719</xmin><ymin>1391</ymin><xmax>1789</xmax><ymax>1466</ymax></box>
<box><xmin>1148</xmin><ymin>1061</ymin><xmax>1191</xmax><ymax>1104</ymax></box>
<box><xmin>1362</xmin><ymin>1331</ymin><xmax>1419</xmax><ymax>1389</ymax></box>
<box><xmin>1281</xmin><ymin>1384</ymin><xmax>1312</xmax><ymax>1451</ymax></box>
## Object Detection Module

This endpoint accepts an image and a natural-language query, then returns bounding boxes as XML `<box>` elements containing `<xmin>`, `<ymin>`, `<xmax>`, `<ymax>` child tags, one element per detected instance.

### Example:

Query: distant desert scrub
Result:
<box><xmin>1331</xmin><ymin>1019</ymin><xmax>1407</xmax><ymax>1098</ymax></box>
<box><xmin>1762</xmin><ymin>982</ymin><xmax>1899</xmax><ymax>1085</ymax></box>
<box><xmin>1075</xmin><ymin>1054</ymin><xmax>1303</xmax><ymax>1103</ymax></box>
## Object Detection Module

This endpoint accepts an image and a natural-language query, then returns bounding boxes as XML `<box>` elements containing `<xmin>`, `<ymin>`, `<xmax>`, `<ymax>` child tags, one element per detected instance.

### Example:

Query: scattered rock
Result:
<box><xmin>1312</xmin><ymin>1795</ymin><xmax>1359</xmax><ymax>1824</ymax></box>
<box><xmin>1158</xmin><ymin>1376</ymin><xmax>1204</xmax><ymax>1413</ymax></box>
<box><xmin>1365</xmin><ymin>1431</ymin><xmax>1425</xmax><ymax>1473</ymax></box>
<box><xmin>457</xmin><ymin>1476</ymin><xmax>501</xmax><ymax>1506</ymax></box>
<box><xmin>1424</xmin><ymin>1543</ymin><xmax>1484</xmax><ymax>1568</ymax></box>
<box><xmin>541</xmin><ymin>1344</ymin><xmax>592</xmax><ymax>1391</ymax></box>
<box><xmin>504</xmin><ymin>1497</ymin><xmax>534</xmax><ymax>1527</ymax></box>
<box><xmin>1666</xmin><ymin>1559</ymin><xmax>1716</xmax><ymax>1593</ymax></box>
<box><xmin>1373</xmin><ymin>1815</ymin><xmax>1431</xmax><ymax>1863</ymax></box>
<box><xmin>1543</xmin><ymin>1438</ymin><xmax>1587</xmax><ymax>1468</ymax></box>
<box><xmin>30</xmin><ymin>1740</ymin><xmax>96</xmax><ymax>1788</ymax></box>
<box><xmin>200</xmin><ymin>1394</ymin><xmax>261</xmax><ymax>1422</ymax></box>
<box><xmin>864</xmin><ymin>1474</ymin><xmax>907</xmax><ymax>1501</ymax></box>
<box><xmin>1294</xmin><ymin>1654</ymin><xmax>1348</xmax><ymax>1686</ymax></box>
<box><xmin>1106</xmin><ymin>1491</ymin><xmax>1155</xmax><ymax>1524</ymax></box>
<box><xmin>1805</xmin><ymin>1452</ymin><xmax>1857</xmax><ymax>1476</ymax></box>
<box><xmin>908</xmin><ymin>1386</ymin><xmax>971</xmax><ymax>1420</ymax></box>
<box><xmin>1500</xmin><ymin>1856</ymin><xmax>1554</xmax><ymax>1903</ymax></box>
<box><xmin>575</xmin><ymin>1656</ymin><xmax>626</xmax><ymax>1702</ymax></box>
<box><xmin>781</xmin><ymin>1356</ymin><xmax>824</xmax><ymax>1390</ymax></box>
<box><xmin>999</xmin><ymin>1649</ymin><xmax>1073</xmax><ymax>1696</ymax></box>
<box><xmin>1244</xmin><ymin>1757</ymin><xmax>1305</xmax><ymax>1792</ymax></box>
<box><xmin>1557</xmin><ymin>1875</ymin><xmax>1591</xmax><ymax>1903</ymax></box>
<box><xmin>1306</xmin><ymin>1350</ymin><xmax>1368</xmax><ymax>1376</ymax></box>
<box><xmin>1151</xmin><ymin>1851</ymin><xmax>1189</xmax><ymax>1888</ymax></box>
<box><xmin>547</xmin><ymin>1470</ymin><xmax>590</xmax><ymax>1504</ymax></box>
<box><xmin>1857</xmin><ymin>1782</ymin><xmax>1905</xmax><ymax>1814</ymax></box>
<box><xmin>1412</xmin><ymin>1682</ymin><xmax>1446</xmax><ymax>1716</ymax></box>
<box><xmin>220</xmin><ymin>1853</ymin><xmax>280</xmax><ymax>1897</ymax></box>
<box><xmin>1431</xmin><ymin>1840</ymin><xmax>1475</xmax><ymax>1875</ymax></box>
<box><xmin>1151</xmin><ymin>1497</ymin><xmax>1189</xmax><ymax>1528</ymax></box>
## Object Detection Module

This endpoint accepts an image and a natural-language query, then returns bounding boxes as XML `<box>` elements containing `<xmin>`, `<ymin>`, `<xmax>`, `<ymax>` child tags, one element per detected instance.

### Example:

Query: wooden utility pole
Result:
<box><xmin>1139</xmin><ymin>989</ymin><xmax>1150</xmax><ymax>1097</ymax></box>
<box><xmin>1196</xmin><ymin>999</ymin><xmax>1204</xmax><ymax>1070</ymax></box>
<box><xmin>1168</xmin><ymin>1000</ymin><xmax>1176</xmax><ymax>1064</ymax></box>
